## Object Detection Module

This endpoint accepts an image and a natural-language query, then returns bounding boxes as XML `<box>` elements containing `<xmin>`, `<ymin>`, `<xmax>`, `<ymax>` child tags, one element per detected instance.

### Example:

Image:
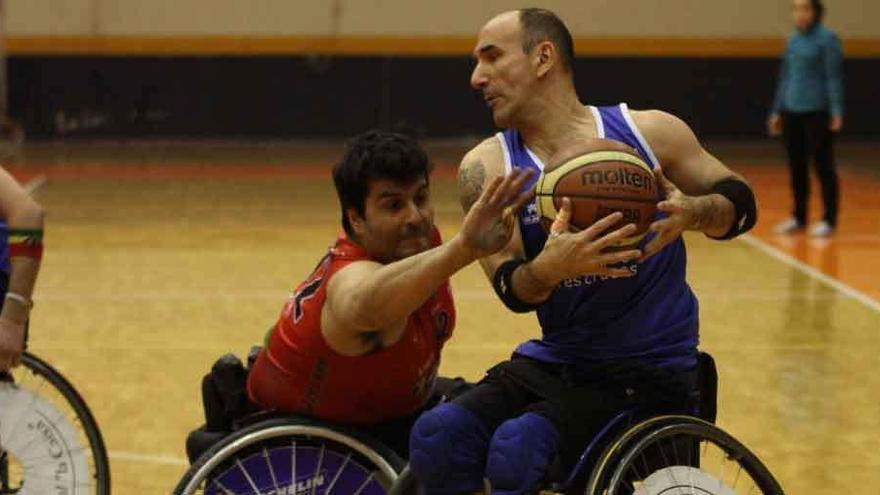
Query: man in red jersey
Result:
<box><xmin>246</xmin><ymin>130</ymin><xmax>532</xmax><ymax>457</ymax></box>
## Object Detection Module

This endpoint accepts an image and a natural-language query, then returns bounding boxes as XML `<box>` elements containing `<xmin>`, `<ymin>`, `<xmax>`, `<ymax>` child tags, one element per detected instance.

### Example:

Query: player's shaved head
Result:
<box><xmin>479</xmin><ymin>9</ymin><xmax>574</xmax><ymax>76</ymax></box>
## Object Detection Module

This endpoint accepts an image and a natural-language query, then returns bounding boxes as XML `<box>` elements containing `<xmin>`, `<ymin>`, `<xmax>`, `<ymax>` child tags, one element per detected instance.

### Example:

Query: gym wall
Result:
<box><xmin>6</xmin><ymin>0</ymin><xmax>879</xmax><ymax>138</ymax></box>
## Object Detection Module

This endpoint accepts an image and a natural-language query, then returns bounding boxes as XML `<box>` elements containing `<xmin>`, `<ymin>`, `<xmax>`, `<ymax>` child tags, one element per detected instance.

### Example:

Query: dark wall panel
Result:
<box><xmin>8</xmin><ymin>56</ymin><xmax>879</xmax><ymax>139</ymax></box>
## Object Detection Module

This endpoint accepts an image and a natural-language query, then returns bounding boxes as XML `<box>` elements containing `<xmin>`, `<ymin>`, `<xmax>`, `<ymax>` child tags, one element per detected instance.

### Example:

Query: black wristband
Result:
<box><xmin>492</xmin><ymin>259</ymin><xmax>544</xmax><ymax>313</ymax></box>
<box><xmin>709</xmin><ymin>178</ymin><xmax>757</xmax><ymax>240</ymax></box>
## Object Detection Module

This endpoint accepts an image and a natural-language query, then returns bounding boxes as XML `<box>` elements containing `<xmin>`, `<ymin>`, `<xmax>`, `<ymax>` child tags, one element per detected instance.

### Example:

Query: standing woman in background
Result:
<box><xmin>768</xmin><ymin>0</ymin><xmax>844</xmax><ymax>237</ymax></box>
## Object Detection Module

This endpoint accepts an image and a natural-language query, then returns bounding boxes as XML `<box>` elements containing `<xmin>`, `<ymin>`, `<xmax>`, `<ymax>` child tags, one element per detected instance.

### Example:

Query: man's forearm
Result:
<box><xmin>509</xmin><ymin>257</ymin><xmax>558</xmax><ymax>305</ymax></box>
<box><xmin>1</xmin><ymin>203</ymin><xmax>44</xmax><ymax>323</ymax></box>
<box><xmin>2</xmin><ymin>258</ymin><xmax>40</xmax><ymax>323</ymax></box>
<box><xmin>350</xmin><ymin>236</ymin><xmax>473</xmax><ymax>330</ymax></box>
<box><xmin>691</xmin><ymin>193</ymin><xmax>736</xmax><ymax>238</ymax></box>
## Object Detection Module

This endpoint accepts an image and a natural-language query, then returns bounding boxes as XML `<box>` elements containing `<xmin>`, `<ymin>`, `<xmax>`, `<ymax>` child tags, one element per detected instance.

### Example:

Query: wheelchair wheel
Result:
<box><xmin>585</xmin><ymin>416</ymin><xmax>783</xmax><ymax>495</ymax></box>
<box><xmin>175</xmin><ymin>416</ymin><xmax>407</xmax><ymax>495</ymax></box>
<box><xmin>0</xmin><ymin>352</ymin><xmax>111</xmax><ymax>494</ymax></box>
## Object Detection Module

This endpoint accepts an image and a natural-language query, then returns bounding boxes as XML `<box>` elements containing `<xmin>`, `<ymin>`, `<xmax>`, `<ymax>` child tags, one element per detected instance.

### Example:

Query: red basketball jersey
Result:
<box><xmin>247</xmin><ymin>229</ymin><xmax>455</xmax><ymax>425</ymax></box>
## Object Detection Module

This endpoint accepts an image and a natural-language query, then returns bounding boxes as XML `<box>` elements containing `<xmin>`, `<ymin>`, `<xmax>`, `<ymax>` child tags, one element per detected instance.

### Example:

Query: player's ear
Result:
<box><xmin>346</xmin><ymin>208</ymin><xmax>366</xmax><ymax>235</ymax></box>
<box><xmin>535</xmin><ymin>41</ymin><xmax>555</xmax><ymax>78</ymax></box>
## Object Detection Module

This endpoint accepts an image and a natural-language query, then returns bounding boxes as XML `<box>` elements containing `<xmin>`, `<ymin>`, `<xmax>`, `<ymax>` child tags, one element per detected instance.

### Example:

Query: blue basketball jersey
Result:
<box><xmin>498</xmin><ymin>103</ymin><xmax>698</xmax><ymax>370</ymax></box>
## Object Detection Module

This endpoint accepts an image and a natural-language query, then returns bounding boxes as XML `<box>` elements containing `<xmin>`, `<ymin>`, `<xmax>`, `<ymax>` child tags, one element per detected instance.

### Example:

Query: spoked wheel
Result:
<box><xmin>586</xmin><ymin>416</ymin><xmax>784</xmax><ymax>495</ymax></box>
<box><xmin>0</xmin><ymin>352</ymin><xmax>110</xmax><ymax>494</ymax></box>
<box><xmin>175</xmin><ymin>417</ymin><xmax>407</xmax><ymax>495</ymax></box>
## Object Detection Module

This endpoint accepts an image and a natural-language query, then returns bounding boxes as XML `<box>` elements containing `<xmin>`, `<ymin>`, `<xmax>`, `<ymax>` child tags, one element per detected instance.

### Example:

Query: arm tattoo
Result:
<box><xmin>458</xmin><ymin>160</ymin><xmax>486</xmax><ymax>213</ymax></box>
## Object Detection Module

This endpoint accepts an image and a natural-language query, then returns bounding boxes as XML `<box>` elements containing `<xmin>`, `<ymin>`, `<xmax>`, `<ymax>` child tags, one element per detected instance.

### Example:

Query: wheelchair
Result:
<box><xmin>0</xmin><ymin>351</ymin><xmax>111</xmax><ymax>494</ymax></box>
<box><xmin>176</xmin><ymin>353</ymin><xmax>783</xmax><ymax>495</ymax></box>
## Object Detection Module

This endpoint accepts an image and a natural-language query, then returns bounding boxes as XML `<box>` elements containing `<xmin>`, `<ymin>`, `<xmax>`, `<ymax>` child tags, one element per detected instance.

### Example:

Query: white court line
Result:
<box><xmin>109</xmin><ymin>450</ymin><xmax>189</xmax><ymax>466</ymax></box>
<box><xmin>827</xmin><ymin>234</ymin><xmax>880</xmax><ymax>242</ymax></box>
<box><xmin>23</xmin><ymin>175</ymin><xmax>48</xmax><ymax>194</ymax></box>
<box><xmin>740</xmin><ymin>234</ymin><xmax>880</xmax><ymax>314</ymax></box>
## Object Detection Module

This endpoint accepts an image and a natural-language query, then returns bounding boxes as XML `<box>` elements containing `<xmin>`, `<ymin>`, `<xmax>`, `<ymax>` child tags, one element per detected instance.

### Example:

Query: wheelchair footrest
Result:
<box><xmin>186</xmin><ymin>425</ymin><xmax>230</xmax><ymax>464</ymax></box>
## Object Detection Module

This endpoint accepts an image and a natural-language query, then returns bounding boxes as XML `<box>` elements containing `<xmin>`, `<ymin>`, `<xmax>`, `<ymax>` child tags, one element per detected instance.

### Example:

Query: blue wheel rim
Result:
<box><xmin>206</xmin><ymin>443</ymin><xmax>389</xmax><ymax>495</ymax></box>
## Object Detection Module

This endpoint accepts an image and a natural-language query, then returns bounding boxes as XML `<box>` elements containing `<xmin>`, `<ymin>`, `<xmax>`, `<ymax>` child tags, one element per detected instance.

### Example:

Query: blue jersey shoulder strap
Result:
<box><xmin>596</xmin><ymin>103</ymin><xmax>660</xmax><ymax>169</ymax></box>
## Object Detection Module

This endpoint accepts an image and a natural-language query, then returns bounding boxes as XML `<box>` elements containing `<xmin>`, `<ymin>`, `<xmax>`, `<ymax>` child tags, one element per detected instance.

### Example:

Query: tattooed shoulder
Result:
<box><xmin>458</xmin><ymin>158</ymin><xmax>486</xmax><ymax>212</ymax></box>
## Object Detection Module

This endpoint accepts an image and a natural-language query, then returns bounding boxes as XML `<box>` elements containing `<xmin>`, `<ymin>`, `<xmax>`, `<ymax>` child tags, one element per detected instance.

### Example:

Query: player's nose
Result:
<box><xmin>404</xmin><ymin>201</ymin><xmax>425</xmax><ymax>224</ymax></box>
<box><xmin>470</xmin><ymin>65</ymin><xmax>488</xmax><ymax>90</ymax></box>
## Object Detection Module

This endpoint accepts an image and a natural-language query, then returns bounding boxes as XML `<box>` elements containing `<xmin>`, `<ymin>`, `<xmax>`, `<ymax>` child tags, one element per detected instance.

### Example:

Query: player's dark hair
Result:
<box><xmin>518</xmin><ymin>8</ymin><xmax>575</xmax><ymax>76</ymax></box>
<box><xmin>333</xmin><ymin>130</ymin><xmax>432</xmax><ymax>238</ymax></box>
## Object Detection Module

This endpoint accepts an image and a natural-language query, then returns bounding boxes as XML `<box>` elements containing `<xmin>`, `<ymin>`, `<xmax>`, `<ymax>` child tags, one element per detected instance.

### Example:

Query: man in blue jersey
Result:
<box><xmin>409</xmin><ymin>8</ymin><xmax>757</xmax><ymax>494</ymax></box>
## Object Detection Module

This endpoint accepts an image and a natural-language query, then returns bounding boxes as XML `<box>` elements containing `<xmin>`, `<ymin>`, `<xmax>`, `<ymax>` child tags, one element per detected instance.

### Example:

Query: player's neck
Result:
<box><xmin>517</xmin><ymin>90</ymin><xmax>594</xmax><ymax>160</ymax></box>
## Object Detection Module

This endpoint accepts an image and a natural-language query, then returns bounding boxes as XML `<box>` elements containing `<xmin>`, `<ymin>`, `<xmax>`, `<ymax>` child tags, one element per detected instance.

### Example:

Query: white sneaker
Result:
<box><xmin>809</xmin><ymin>221</ymin><xmax>834</xmax><ymax>237</ymax></box>
<box><xmin>773</xmin><ymin>218</ymin><xmax>803</xmax><ymax>235</ymax></box>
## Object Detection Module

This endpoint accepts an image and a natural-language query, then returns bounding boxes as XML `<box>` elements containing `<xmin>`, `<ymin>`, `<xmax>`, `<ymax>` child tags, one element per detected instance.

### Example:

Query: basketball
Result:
<box><xmin>535</xmin><ymin>139</ymin><xmax>658</xmax><ymax>249</ymax></box>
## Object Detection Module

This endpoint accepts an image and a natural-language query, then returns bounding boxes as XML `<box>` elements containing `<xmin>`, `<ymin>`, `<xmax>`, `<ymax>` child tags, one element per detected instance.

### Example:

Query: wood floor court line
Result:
<box><xmin>741</xmin><ymin>234</ymin><xmax>880</xmax><ymax>313</ymax></box>
<box><xmin>109</xmin><ymin>451</ymin><xmax>188</xmax><ymax>466</ymax></box>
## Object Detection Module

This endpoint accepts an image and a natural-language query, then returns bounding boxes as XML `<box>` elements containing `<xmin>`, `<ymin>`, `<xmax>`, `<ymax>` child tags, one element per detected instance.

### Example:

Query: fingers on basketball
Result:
<box><xmin>550</xmin><ymin>197</ymin><xmax>572</xmax><ymax>235</ymax></box>
<box><xmin>579</xmin><ymin>211</ymin><xmax>624</xmax><ymax>241</ymax></box>
<box><xmin>594</xmin><ymin>224</ymin><xmax>639</xmax><ymax>253</ymax></box>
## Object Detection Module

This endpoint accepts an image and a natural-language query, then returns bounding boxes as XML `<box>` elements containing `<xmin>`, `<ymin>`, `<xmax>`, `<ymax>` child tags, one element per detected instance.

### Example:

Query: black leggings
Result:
<box><xmin>782</xmin><ymin>111</ymin><xmax>839</xmax><ymax>227</ymax></box>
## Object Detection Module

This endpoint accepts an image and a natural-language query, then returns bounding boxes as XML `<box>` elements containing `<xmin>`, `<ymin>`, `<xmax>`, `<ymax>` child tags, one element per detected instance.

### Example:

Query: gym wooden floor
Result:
<box><xmin>8</xmin><ymin>138</ymin><xmax>880</xmax><ymax>494</ymax></box>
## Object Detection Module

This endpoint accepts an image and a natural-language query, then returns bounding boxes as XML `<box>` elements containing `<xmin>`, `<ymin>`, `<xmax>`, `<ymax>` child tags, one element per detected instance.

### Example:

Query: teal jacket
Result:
<box><xmin>771</xmin><ymin>24</ymin><xmax>844</xmax><ymax>117</ymax></box>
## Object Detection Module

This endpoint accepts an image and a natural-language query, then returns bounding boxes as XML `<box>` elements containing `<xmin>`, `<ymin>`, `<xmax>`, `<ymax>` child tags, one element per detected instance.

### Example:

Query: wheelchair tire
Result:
<box><xmin>1</xmin><ymin>351</ymin><xmax>111</xmax><ymax>494</ymax></box>
<box><xmin>175</xmin><ymin>416</ymin><xmax>407</xmax><ymax>495</ymax></box>
<box><xmin>585</xmin><ymin>415</ymin><xmax>783</xmax><ymax>495</ymax></box>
